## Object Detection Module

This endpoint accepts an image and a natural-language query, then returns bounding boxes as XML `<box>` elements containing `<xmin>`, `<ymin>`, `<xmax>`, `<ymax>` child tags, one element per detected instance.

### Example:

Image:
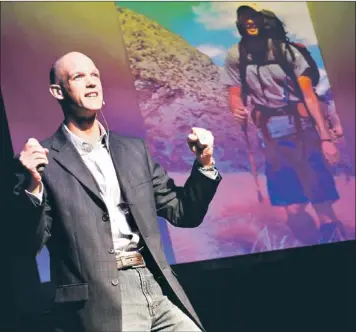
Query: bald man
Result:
<box><xmin>11</xmin><ymin>52</ymin><xmax>221</xmax><ymax>332</ymax></box>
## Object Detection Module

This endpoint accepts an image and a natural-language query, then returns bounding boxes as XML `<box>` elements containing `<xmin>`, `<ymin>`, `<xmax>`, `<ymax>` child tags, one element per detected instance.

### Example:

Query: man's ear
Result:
<box><xmin>49</xmin><ymin>84</ymin><xmax>64</xmax><ymax>100</ymax></box>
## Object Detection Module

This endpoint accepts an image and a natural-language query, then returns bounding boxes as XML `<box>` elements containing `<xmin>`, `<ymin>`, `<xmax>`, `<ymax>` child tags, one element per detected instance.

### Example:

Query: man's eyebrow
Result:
<box><xmin>68</xmin><ymin>71</ymin><xmax>82</xmax><ymax>78</ymax></box>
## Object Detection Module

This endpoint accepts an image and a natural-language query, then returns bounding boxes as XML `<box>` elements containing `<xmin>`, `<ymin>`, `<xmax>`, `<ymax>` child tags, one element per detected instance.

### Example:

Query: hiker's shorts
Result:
<box><xmin>264</xmin><ymin>127</ymin><xmax>340</xmax><ymax>206</ymax></box>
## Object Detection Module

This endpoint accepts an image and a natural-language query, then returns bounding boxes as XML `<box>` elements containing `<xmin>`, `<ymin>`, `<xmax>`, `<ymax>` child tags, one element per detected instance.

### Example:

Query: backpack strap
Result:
<box><xmin>272</xmin><ymin>40</ymin><xmax>316</xmax><ymax>126</ymax></box>
<box><xmin>238</xmin><ymin>42</ymin><xmax>249</xmax><ymax>106</ymax></box>
<box><xmin>290</xmin><ymin>42</ymin><xmax>320</xmax><ymax>87</ymax></box>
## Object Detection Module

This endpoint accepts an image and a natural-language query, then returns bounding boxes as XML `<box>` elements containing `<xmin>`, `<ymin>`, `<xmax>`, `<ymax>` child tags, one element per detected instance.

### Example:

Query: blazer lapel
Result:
<box><xmin>107</xmin><ymin>134</ymin><xmax>134</xmax><ymax>202</ymax></box>
<box><xmin>51</xmin><ymin>126</ymin><xmax>105</xmax><ymax>207</ymax></box>
<box><xmin>108</xmin><ymin>135</ymin><xmax>152</xmax><ymax>238</ymax></box>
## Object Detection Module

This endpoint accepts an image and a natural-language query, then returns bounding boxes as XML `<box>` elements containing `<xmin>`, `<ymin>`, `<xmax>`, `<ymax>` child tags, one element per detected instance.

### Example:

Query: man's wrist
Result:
<box><xmin>27</xmin><ymin>181</ymin><xmax>42</xmax><ymax>195</ymax></box>
<box><xmin>195</xmin><ymin>158</ymin><xmax>219</xmax><ymax>180</ymax></box>
<box><xmin>25</xmin><ymin>182</ymin><xmax>44</xmax><ymax>206</ymax></box>
<box><xmin>197</xmin><ymin>157</ymin><xmax>216</xmax><ymax>170</ymax></box>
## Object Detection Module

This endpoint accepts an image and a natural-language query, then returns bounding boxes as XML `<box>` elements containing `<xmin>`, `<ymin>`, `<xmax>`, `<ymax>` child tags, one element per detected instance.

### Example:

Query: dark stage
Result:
<box><xmin>0</xmin><ymin>2</ymin><xmax>355</xmax><ymax>332</ymax></box>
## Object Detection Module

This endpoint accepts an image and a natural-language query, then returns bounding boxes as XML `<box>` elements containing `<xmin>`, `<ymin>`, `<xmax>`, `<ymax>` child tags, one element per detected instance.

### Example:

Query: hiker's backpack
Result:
<box><xmin>261</xmin><ymin>9</ymin><xmax>319</xmax><ymax>87</ymax></box>
<box><xmin>289</xmin><ymin>42</ymin><xmax>320</xmax><ymax>87</ymax></box>
<box><xmin>238</xmin><ymin>39</ymin><xmax>308</xmax><ymax>109</ymax></box>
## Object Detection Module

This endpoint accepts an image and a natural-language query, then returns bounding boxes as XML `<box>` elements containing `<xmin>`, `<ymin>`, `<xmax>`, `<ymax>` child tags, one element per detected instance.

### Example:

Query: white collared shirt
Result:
<box><xmin>29</xmin><ymin>122</ymin><xmax>139</xmax><ymax>253</ymax></box>
<box><xmin>26</xmin><ymin>122</ymin><xmax>219</xmax><ymax>254</ymax></box>
<box><xmin>63</xmin><ymin>122</ymin><xmax>140</xmax><ymax>252</ymax></box>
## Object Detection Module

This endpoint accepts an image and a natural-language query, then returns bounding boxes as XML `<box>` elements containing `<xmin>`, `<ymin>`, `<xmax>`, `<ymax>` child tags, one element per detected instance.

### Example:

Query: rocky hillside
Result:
<box><xmin>117</xmin><ymin>7</ymin><xmax>263</xmax><ymax>173</ymax></box>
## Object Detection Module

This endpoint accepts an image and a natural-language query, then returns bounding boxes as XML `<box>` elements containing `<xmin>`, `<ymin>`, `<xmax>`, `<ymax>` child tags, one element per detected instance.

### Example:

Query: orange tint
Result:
<box><xmin>228</xmin><ymin>86</ymin><xmax>244</xmax><ymax>110</ymax></box>
<box><xmin>246</xmin><ymin>19</ymin><xmax>259</xmax><ymax>36</ymax></box>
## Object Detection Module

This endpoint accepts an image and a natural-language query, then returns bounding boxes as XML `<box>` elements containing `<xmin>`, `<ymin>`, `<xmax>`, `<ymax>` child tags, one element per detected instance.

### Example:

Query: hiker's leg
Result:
<box><xmin>312</xmin><ymin>202</ymin><xmax>337</xmax><ymax>223</ymax></box>
<box><xmin>263</xmin><ymin>129</ymin><xmax>321</xmax><ymax>245</ymax></box>
<box><xmin>284</xmin><ymin>203</ymin><xmax>307</xmax><ymax>215</ymax></box>
<box><xmin>299</xmin><ymin>127</ymin><xmax>340</xmax><ymax>204</ymax></box>
<box><xmin>312</xmin><ymin>202</ymin><xmax>346</xmax><ymax>243</ymax></box>
<box><xmin>299</xmin><ymin>128</ymin><xmax>343</xmax><ymax>243</ymax></box>
<box><xmin>284</xmin><ymin>203</ymin><xmax>318</xmax><ymax>245</ymax></box>
<box><xmin>265</xmin><ymin>137</ymin><xmax>309</xmax><ymax>207</ymax></box>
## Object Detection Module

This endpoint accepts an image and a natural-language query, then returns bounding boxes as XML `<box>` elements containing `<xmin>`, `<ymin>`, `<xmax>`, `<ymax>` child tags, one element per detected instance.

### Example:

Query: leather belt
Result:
<box><xmin>116</xmin><ymin>251</ymin><xmax>146</xmax><ymax>270</ymax></box>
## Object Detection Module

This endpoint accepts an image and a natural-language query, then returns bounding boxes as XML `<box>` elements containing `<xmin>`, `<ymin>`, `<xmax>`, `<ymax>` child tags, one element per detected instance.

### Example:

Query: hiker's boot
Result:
<box><xmin>319</xmin><ymin>221</ymin><xmax>347</xmax><ymax>244</ymax></box>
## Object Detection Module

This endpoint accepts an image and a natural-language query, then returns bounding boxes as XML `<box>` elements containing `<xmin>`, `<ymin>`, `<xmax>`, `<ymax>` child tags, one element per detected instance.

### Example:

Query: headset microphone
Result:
<box><xmin>37</xmin><ymin>164</ymin><xmax>46</xmax><ymax>173</ymax></box>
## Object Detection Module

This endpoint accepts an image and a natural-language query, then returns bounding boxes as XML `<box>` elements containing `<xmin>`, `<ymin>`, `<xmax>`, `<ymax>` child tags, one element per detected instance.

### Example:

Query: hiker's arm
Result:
<box><xmin>229</xmin><ymin>86</ymin><xmax>244</xmax><ymax>111</ymax></box>
<box><xmin>223</xmin><ymin>45</ymin><xmax>243</xmax><ymax>109</ymax></box>
<box><xmin>228</xmin><ymin>86</ymin><xmax>249</xmax><ymax>124</ymax></box>
<box><xmin>290</xmin><ymin>45</ymin><xmax>332</xmax><ymax>140</ymax></box>
<box><xmin>298</xmin><ymin>76</ymin><xmax>332</xmax><ymax>141</ymax></box>
<box><xmin>222</xmin><ymin>47</ymin><xmax>248</xmax><ymax>122</ymax></box>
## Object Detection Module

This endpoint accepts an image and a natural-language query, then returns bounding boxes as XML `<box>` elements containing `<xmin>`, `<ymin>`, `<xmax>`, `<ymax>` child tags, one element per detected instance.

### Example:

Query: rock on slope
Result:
<box><xmin>117</xmin><ymin>7</ymin><xmax>263</xmax><ymax>172</ymax></box>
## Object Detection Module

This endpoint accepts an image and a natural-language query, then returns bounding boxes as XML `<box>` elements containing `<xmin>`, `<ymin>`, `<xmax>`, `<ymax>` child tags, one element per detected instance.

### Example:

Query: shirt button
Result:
<box><xmin>82</xmin><ymin>143</ymin><xmax>92</xmax><ymax>153</ymax></box>
<box><xmin>102</xmin><ymin>213</ymin><xmax>109</xmax><ymax>222</ymax></box>
<box><xmin>111</xmin><ymin>278</ymin><xmax>119</xmax><ymax>286</ymax></box>
<box><xmin>108</xmin><ymin>248</ymin><xmax>115</xmax><ymax>254</ymax></box>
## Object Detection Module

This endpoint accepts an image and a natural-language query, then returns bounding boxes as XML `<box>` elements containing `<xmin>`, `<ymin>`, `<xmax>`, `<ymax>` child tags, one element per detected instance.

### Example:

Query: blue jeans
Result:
<box><xmin>118</xmin><ymin>267</ymin><xmax>201</xmax><ymax>332</ymax></box>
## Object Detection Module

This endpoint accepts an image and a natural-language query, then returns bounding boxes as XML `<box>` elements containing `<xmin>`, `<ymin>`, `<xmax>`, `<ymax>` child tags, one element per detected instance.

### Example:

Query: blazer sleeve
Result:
<box><xmin>10</xmin><ymin>156</ymin><xmax>53</xmax><ymax>256</ymax></box>
<box><xmin>142</xmin><ymin>140</ymin><xmax>222</xmax><ymax>228</ymax></box>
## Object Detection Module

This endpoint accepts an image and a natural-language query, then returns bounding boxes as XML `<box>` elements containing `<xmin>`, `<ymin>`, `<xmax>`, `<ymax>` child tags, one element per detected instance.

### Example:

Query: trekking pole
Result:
<box><xmin>241</xmin><ymin>119</ymin><xmax>264</xmax><ymax>203</ymax></box>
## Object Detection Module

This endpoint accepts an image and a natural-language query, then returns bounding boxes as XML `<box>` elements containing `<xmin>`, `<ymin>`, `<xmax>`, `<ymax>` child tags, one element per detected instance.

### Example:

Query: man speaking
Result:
<box><xmin>11</xmin><ymin>51</ymin><xmax>221</xmax><ymax>332</ymax></box>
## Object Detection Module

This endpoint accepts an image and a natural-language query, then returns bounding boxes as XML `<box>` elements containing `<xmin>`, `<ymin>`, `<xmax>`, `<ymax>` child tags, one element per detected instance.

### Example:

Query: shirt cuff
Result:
<box><xmin>195</xmin><ymin>159</ymin><xmax>219</xmax><ymax>180</ymax></box>
<box><xmin>25</xmin><ymin>183</ymin><xmax>44</xmax><ymax>205</ymax></box>
<box><xmin>198</xmin><ymin>167</ymin><xmax>219</xmax><ymax>180</ymax></box>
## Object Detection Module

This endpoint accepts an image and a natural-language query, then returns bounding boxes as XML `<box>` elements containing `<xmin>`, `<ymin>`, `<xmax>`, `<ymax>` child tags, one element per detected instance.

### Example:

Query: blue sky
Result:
<box><xmin>187</xmin><ymin>2</ymin><xmax>325</xmax><ymax>59</ymax></box>
<box><xmin>117</xmin><ymin>1</ymin><xmax>330</xmax><ymax>91</ymax></box>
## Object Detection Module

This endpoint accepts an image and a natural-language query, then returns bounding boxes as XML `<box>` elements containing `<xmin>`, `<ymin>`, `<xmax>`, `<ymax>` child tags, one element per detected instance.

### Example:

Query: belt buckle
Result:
<box><xmin>116</xmin><ymin>252</ymin><xmax>146</xmax><ymax>270</ymax></box>
<box><xmin>131</xmin><ymin>253</ymin><xmax>146</xmax><ymax>269</ymax></box>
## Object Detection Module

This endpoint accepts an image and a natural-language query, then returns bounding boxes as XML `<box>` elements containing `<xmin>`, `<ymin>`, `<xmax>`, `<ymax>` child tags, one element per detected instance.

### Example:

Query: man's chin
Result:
<box><xmin>83</xmin><ymin>103</ymin><xmax>102</xmax><ymax>112</ymax></box>
<box><xmin>75</xmin><ymin>107</ymin><xmax>99</xmax><ymax>121</ymax></box>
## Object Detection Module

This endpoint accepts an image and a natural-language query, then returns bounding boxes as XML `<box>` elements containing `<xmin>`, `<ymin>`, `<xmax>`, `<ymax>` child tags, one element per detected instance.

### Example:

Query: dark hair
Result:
<box><xmin>49</xmin><ymin>64</ymin><xmax>57</xmax><ymax>85</ymax></box>
<box><xmin>261</xmin><ymin>9</ymin><xmax>289</xmax><ymax>41</ymax></box>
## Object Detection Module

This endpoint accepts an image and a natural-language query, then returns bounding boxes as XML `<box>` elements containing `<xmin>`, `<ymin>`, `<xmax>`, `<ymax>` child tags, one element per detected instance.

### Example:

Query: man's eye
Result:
<box><xmin>73</xmin><ymin>75</ymin><xmax>83</xmax><ymax>80</ymax></box>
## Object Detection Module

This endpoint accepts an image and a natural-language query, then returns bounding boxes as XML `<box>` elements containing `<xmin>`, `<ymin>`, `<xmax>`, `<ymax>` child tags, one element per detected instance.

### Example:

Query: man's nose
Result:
<box><xmin>85</xmin><ymin>75</ymin><xmax>96</xmax><ymax>87</ymax></box>
<box><xmin>247</xmin><ymin>19</ymin><xmax>254</xmax><ymax>24</ymax></box>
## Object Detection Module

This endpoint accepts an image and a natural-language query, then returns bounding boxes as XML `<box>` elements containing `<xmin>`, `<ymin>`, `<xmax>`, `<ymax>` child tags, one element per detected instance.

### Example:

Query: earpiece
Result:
<box><xmin>99</xmin><ymin>104</ymin><xmax>110</xmax><ymax>153</ymax></box>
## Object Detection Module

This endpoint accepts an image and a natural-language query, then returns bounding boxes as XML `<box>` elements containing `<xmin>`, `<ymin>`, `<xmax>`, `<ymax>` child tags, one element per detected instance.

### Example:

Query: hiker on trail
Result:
<box><xmin>222</xmin><ymin>4</ymin><xmax>346</xmax><ymax>244</ymax></box>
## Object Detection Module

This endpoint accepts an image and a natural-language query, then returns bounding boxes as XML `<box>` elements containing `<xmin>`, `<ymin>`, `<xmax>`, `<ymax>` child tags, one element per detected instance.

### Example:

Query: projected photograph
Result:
<box><xmin>116</xmin><ymin>1</ymin><xmax>355</xmax><ymax>263</ymax></box>
<box><xmin>1</xmin><ymin>1</ymin><xmax>355</xmax><ymax>280</ymax></box>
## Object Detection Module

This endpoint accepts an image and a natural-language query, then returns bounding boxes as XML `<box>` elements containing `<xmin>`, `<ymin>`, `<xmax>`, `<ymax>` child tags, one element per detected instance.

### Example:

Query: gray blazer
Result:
<box><xmin>11</xmin><ymin>125</ymin><xmax>221</xmax><ymax>332</ymax></box>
